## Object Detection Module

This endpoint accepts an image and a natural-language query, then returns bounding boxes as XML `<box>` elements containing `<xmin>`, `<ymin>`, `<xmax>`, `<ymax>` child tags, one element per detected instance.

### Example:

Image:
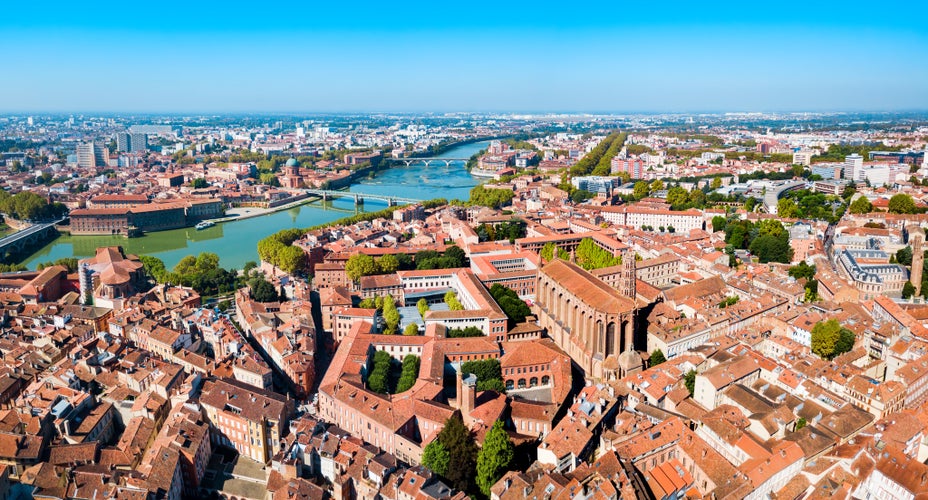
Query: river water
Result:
<box><xmin>19</xmin><ymin>140</ymin><xmax>490</xmax><ymax>270</ymax></box>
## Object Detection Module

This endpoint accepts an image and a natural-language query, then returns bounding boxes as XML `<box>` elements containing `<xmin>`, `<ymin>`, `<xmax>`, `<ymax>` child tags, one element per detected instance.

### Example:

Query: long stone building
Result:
<box><xmin>535</xmin><ymin>258</ymin><xmax>639</xmax><ymax>380</ymax></box>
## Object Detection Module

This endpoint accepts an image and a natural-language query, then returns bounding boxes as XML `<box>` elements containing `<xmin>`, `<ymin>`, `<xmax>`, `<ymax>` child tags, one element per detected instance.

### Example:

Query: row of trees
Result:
<box><xmin>367</xmin><ymin>350</ymin><xmax>394</xmax><ymax>394</ymax></box>
<box><xmin>0</xmin><ymin>190</ymin><xmax>67</xmax><ymax>221</ymax></box>
<box><xmin>139</xmin><ymin>253</ymin><xmax>243</xmax><ymax>297</ymax></box>
<box><xmin>468</xmin><ymin>185</ymin><xmax>514</xmax><ymax>209</ymax></box>
<box><xmin>256</xmin><ymin>229</ymin><xmax>307</xmax><ymax>274</ymax></box>
<box><xmin>475</xmin><ymin>219</ymin><xmax>526</xmax><ymax>243</ymax></box>
<box><xmin>569</xmin><ymin>132</ymin><xmax>627</xmax><ymax>176</ymax></box>
<box><xmin>488</xmin><ymin>284</ymin><xmax>531</xmax><ymax>327</ymax></box>
<box><xmin>421</xmin><ymin>415</ymin><xmax>515</xmax><ymax>497</ymax></box>
<box><xmin>574</xmin><ymin>238</ymin><xmax>622</xmax><ymax>270</ymax></box>
<box><xmin>344</xmin><ymin>246</ymin><xmax>468</xmax><ymax>282</ymax></box>
<box><xmin>444</xmin><ymin>291</ymin><xmax>464</xmax><ymax>311</ymax></box>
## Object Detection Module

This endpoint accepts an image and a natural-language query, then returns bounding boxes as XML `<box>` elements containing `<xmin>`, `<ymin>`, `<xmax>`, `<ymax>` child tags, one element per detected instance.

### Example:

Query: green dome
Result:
<box><xmin>285</xmin><ymin>158</ymin><xmax>299</xmax><ymax>167</ymax></box>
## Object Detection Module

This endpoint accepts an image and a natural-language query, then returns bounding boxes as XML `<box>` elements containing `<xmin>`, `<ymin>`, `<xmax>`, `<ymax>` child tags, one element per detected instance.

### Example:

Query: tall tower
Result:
<box><xmin>911</xmin><ymin>227</ymin><xmax>924</xmax><ymax>296</ymax></box>
<box><xmin>620</xmin><ymin>247</ymin><xmax>636</xmax><ymax>300</ymax></box>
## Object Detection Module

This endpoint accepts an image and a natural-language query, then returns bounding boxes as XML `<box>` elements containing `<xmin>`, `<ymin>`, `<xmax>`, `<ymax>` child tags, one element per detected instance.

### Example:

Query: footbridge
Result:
<box><xmin>383</xmin><ymin>157</ymin><xmax>469</xmax><ymax>167</ymax></box>
<box><xmin>0</xmin><ymin>219</ymin><xmax>62</xmax><ymax>260</ymax></box>
<box><xmin>304</xmin><ymin>189</ymin><xmax>422</xmax><ymax>207</ymax></box>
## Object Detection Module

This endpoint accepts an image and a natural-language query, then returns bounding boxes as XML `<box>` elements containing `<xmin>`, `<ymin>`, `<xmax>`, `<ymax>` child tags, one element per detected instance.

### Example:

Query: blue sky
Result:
<box><xmin>2</xmin><ymin>0</ymin><xmax>927</xmax><ymax>113</ymax></box>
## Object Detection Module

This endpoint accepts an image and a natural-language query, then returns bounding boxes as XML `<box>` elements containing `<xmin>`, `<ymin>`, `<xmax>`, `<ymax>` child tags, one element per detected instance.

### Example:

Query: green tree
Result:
<box><xmin>795</xmin><ymin>417</ymin><xmax>807</xmax><ymax>431</ymax></box>
<box><xmin>684</xmin><ymin>370</ymin><xmax>696</xmax><ymax>395</ymax></box>
<box><xmin>476</xmin><ymin>421</ymin><xmax>515</xmax><ymax>497</ymax></box>
<box><xmin>811</xmin><ymin>320</ymin><xmax>839</xmax><ymax>359</ymax></box>
<box><xmin>382</xmin><ymin>295</ymin><xmax>400</xmax><ymax>334</ymax></box>
<box><xmin>650</xmin><ymin>349</ymin><xmax>666</xmax><ymax>366</ymax></box>
<box><xmin>259</xmin><ymin>172</ymin><xmax>280</xmax><ymax>187</ymax></box>
<box><xmin>396</xmin><ymin>354</ymin><xmax>420</xmax><ymax>392</ymax></box>
<box><xmin>711</xmin><ymin>215</ymin><xmax>727</xmax><ymax>233</ymax></box>
<box><xmin>249</xmin><ymin>275</ymin><xmax>278</xmax><ymax>302</ymax></box>
<box><xmin>345</xmin><ymin>254</ymin><xmax>379</xmax><ymax>282</ymax></box>
<box><xmin>896</xmin><ymin>246</ymin><xmax>914</xmax><ymax>266</ymax></box>
<box><xmin>417</xmin><ymin>298</ymin><xmax>430</xmax><ymax>317</ymax></box>
<box><xmin>404</xmin><ymin>323</ymin><xmax>420</xmax><ymax>336</ymax></box>
<box><xmin>445</xmin><ymin>245</ymin><xmax>466</xmax><ymax>267</ymax></box>
<box><xmin>190</xmin><ymin>178</ymin><xmax>208</xmax><ymax>189</ymax></box>
<box><xmin>710</xmin><ymin>177</ymin><xmax>722</xmax><ymax>190</ymax></box>
<box><xmin>377</xmin><ymin>254</ymin><xmax>400</xmax><ymax>273</ymax></box>
<box><xmin>888</xmin><ymin>194</ymin><xmax>917</xmax><ymax>214</ymax></box>
<box><xmin>788</xmin><ymin>262</ymin><xmax>816</xmax><ymax>281</ymax></box>
<box><xmin>903</xmin><ymin>281</ymin><xmax>917</xmax><ymax>299</ymax></box>
<box><xmin>649</xmin><ymin>179</ymin><xmax>664</xmax><ymax>192</ymax></box>
<box><xmin>666</xmin><ymin>186</ymin><xmax>689</xmax><ymax>209</ymax></box>
<box><xmin>834</xmin><ymin>328</ymin><xmax>856</xmax><ymax>357</ymax></box>
<box><xmin>422</xmin><ymin>440</ymin><xmax>450</xmax><ymax>477</ymax></box>
<box><xmin>489</xmin><ymin>284</ymin><xmax>531</xmax><ymax>326</ymax></box>
<box><xmin>778</xmin><ymin>198</ymin><xmax>799</xmax><ymax>218</ymax></box>
<box><xmin>848</xmin><ymin>196</ymin><xmax>873</xmax><ymax>214</ymax></box>
<box><xmin>444</xmin><ymin>291</ymin><xmax>464</xmax><ymax>311</ymax></box>
<box><xmin>275</xmin><ymin>245</ymin><xmax>306</xmax><ymax>274</ymax></box>
<box><xmin>632</xmin><ymin>181</ymin><xmax>650</xmax><ymax>200</ymax></box>
<box><xmin>435</xmin><ymin>414</ymin><xmax>478</xmax><ymax>493</ymax></box>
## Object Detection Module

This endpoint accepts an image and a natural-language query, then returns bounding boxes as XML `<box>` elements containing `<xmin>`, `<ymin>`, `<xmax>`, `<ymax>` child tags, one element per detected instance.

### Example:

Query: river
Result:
<box><xmin>17</xmin><ymin>140</ymin><xmax>491</xmax><ymax>270</ymax></box>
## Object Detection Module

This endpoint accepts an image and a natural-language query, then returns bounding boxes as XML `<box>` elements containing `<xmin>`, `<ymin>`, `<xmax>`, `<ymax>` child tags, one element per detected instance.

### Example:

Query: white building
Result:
<box><xmin>845</xmin><ymin>153</ymin><xmax>864</xmax><ymax>181</ymax></box>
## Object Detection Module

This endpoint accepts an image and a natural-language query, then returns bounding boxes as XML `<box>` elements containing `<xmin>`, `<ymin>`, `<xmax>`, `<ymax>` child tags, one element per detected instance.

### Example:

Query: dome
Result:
<box><xmin>285</xmin><ymin>158</ymin><xmax>299</xmax><ymax>167</ymax></box>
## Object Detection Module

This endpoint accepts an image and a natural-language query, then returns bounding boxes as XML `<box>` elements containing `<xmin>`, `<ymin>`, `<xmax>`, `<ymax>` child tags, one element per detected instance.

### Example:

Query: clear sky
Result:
<box><xmin>2</xmin><ymin>0</ymin><xmax>927</xmax><ymax>113</ymax></box>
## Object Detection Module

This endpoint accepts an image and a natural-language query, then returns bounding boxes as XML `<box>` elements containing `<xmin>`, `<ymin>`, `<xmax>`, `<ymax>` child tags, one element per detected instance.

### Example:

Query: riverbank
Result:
<box><xmin>15</xmin><ymin>139</ymin><xmax>491</xmax><ymax>270</ymax></box>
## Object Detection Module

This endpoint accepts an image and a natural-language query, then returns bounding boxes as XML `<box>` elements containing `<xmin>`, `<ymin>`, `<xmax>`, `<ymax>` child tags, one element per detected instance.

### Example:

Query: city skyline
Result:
<box><xmin>2</xmin><ymin>0</ymin><xmax>927</xmax><ymax>113</ymax></box>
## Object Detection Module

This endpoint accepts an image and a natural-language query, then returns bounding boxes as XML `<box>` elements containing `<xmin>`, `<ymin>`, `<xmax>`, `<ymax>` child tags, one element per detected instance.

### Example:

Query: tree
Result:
<box><xmin>382</xmin><ymin>295</ymin><xmax>400</xmax><ymax>334</ymax></box>
<box><xmin>417</xmin><ymin>298</ymin><xmax>429</xmax><ymax>317</ymax></box>
<box><xmin>249</xmin><ymin>275</ymin><xmax>278</xmax><ymax>302</ymax></box>
<box><xmin>649</xmin><ymin>179</ymin><xmax>664</xmax><ymax>193</ymax></box>
<box><xmin>444</xmin><ymin>291</ymin><xmax>464</xmax><ymax>311</ymax></box>
<box><xmin>570</xmin><ymin>189</ymin><xmax>595</xmax><ymax>203</ymax></box>
<box><xmin>749</xmin><ymin>234</ymin><xmax>793</xmax><ymax>264</ymax></box>
<box><xmin>435</xmin><ymin>414</ymin><xmax>478</xmax><ymax>492</ymax></box>
<box><xmin>650</xmin><ymin>349</ymin><xmax>666</xmax><ymax>366</ymax></box>
<box><xmin>377</xmin><ymin>254</ymin><xmax>399</xmax><ymax>273</ymax></box>
<box><xmin>788</xmin><ymin>262</ymin><xmax>816</xmax><ymax>281</ymax></box>
<box><xmin>903</xmin><ymin>281</ymin><xmax>917</xmax><ymax>299</ymax></box>
<box><xmin>276</xmin><ymin>245</ymin><xmax>306</xmax><ymax>274</ymax></box>
<box><xmin>888</xmin><ymin>194</ymin><xmax>917</xmax><ymax>214</ymax></box>
<box><xmin>710</xmin><ymin>177</ymin><xmax>722</xmax><ymax>190</ymax></box>
<box><xmin>476</xmin><ymin>421</ymin><xmax>515</xmax><ymax>497</ymax></box>
<box><xmin>345</xmin><ymin>254</ymin><xmax>378</xmax><ymax>282</ymax></box>
<box><xmin>834</xmin><ymin>327</ymin><xmax>856</xmax><ymax>356</ymax></box>
<box><xmin>848</xmin><ymin>196</ymin><xmax>873</xmax><ymax>214</ymax></box>
<box><xmin>469</xmin><ymin>185</ymin><xmax>514</xmax><ymax>209</ymax></box>
<box><xmin>711</xmin><ymin>215</ymin><xmax>727</xmax><ymax>233</ymax></box>
<box><xmin>404</xmin><ymin>323</ymin><xmax>420</xmax><ymax>336</ymax></box>
<box><xmin>777</xmin><ymin>198</ymin><xmax>799</xmax><ymax>218</ymax></box>
<box><xmin>422</xmin><ymin>440</ymin><xmax>450</xmax><ymax>477</ymax></box>
<box><xmin>666</xmin><ymin>186</ymin><xmax>689</xmax><ymax>208</ymax></box>
<box><xmin>744</xmin><ymin>197</ymin><xmax>757</xmax><ymax>212</ymax></box>
<box><xmin>795</xmin><ymin>417</ymin><xmax>807</xmax><ymax>431</ymax></box>
<box><xmin>811</xmin><ymin>319</ymin><xmax>847</xmax><ymax>360</ymax></box>
<box><xmin>632</xmin><ymin>181</ymin><xmax>649</xmax><ymax>200</ymax></box>
<box><xmin>896</xmin><ymin>246</ymin><xmax>914</xmax><ymax>266</ymax></box>
<box><xmin>684</xmin><ymin>370</ymin><xmax>696</xmax><ymax>395</ymax></box>
<box><xmin>444</xmin><ymin>245</ymin><xmax>466</xmax><ymax>268</ymax></box>
<box><xmin>489</xmin><ymin>284</ymin><xmax>531</xmax><ymax>326</ymax></box>
<box><xmin>396</xmin><ymin>354</ymin><xmax>420</xmax><ymax>392</ymax></box>
<box><xmin>190</xmin><ymin>178</ymin><xmax>208</xmax><ymax>189</ymax></box>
